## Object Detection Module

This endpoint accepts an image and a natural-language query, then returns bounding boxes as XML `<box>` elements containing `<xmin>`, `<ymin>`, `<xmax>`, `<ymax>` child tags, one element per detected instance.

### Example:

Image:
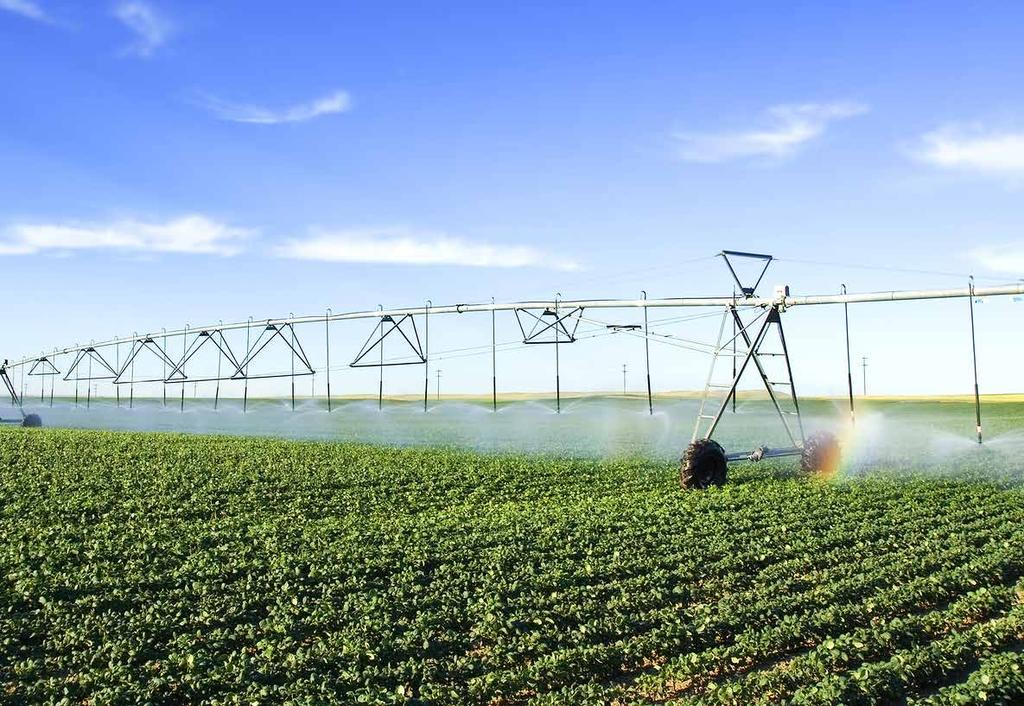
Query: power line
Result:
<box><xmin>776</xmin><ymin>256</ymin><xmax>1010</xmax><ymax>283</ymax></box>
<box><xmin>557</xmin><ymin>254</ymin><xmax>716</xmax><ymax>289</ymax></box>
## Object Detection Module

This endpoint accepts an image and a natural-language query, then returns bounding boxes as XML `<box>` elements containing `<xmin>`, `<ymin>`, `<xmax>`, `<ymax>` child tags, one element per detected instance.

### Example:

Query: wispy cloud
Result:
<box><xmin>970</xmin><ymin>243</ymin><xmax>1024</xmax><ymax>275</ymax></box>
<box><xmin>673</xmin><ymin>101</ymin><xmax>869</xmax><ymax>163</ymax></box>
<box><xmin>113</xmin><ymin>1</ymin><xmax>172</xmax><ymax>58</ymax></box>
<box><xmin>915</xmin><ymin>126</ymin><xmax>1024</xmax><ymax>176</ymax></box>
<box><xmin>0</xmin><ymin>215</ymin><xmax>251</xmax><ymax>256</ymax></box>
<box><xmin>0</xmin><ymin>0</ymin><xmax>49</xmax><ymax>22</ymax></box>
<box><xmin>275</xmin><ymin>228</ymin><xmax>580</xmax><ymax>270</ymax></box>
<box><xmin>197</xmin><ymin>90</ymin><xmax>352</xmax><ymax>125</ymax></box>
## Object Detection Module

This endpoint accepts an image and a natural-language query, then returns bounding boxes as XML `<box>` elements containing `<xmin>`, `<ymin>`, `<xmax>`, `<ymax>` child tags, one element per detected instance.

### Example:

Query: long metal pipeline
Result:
<box><xmin>8</xmin><ymin>282</ymin><xmax>1024</xmax><ymax>367</ymax></box>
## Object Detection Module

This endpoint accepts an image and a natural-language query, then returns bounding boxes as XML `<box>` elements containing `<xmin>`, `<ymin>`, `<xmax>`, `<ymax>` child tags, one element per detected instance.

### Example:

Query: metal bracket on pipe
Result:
<box><xmin>350</xmin><ymin>314</ymin><xmax>426</xmax><ymax>367</ymax></box>
<box><xmin>114</xmin><ymin>337</ymin><xmax>185</xmax><ymax>384</ymax></box>
<box><xmin>162</xmin><ymin>329</ymin><xmax>243</xmax><ymax>384</ymax></box>
<box><xmin>720</xmin><ymin>250</ymin><xmax>773</xmax><ymax>298</ymax></box>
<box><xmin>514</xmin><ymin>307</ymin><xmax>583</xmax><ymax>344</ymax></box>
<box><xmin>232</xmin><ymin>322</ymin><xmax>314</xmax><ymax>379</ymax></box>
<box><xmin>27</xmin><ymin>357</ymin><xmax>61</xmax><ymax>376</ymax></box>
<box><xmin>63</xmin><ymin>348</ymin><xmax>119</xmax><ymax>381</ymax></box>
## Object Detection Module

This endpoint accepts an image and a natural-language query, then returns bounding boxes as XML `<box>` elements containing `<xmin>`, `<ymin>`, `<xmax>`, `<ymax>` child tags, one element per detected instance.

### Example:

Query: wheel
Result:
<box><xmin>680</xmin><ymin>438</ymin><xmax>728</xmax><ymax>490</ymax></box>
<box><xmin>800</xmin><ymin>431</ymin><xmax>840</xmax><ymax>475</ymax></box>
<box><xmin>21</xmin><ymin>414</ymin><xmax>42</xmax><ymax>428</ymax></box>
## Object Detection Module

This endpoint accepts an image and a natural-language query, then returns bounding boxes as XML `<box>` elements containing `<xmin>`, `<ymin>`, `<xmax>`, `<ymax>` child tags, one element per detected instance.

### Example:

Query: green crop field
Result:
<box><xmin>2</xmin><ymin>427</ymin><xmax>1023</xmax><ymax>705</ymax></box>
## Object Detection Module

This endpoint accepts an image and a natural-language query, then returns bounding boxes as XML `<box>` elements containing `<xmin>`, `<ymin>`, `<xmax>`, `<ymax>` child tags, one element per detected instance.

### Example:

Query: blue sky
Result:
<box><xmin>2</xmin><ymin>1</ymin><xmax>1024</xmax><ymax>397</ymax></box>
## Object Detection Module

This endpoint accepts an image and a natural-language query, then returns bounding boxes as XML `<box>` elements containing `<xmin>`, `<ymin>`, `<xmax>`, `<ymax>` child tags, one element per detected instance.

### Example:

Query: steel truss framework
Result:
<box><xmin>64</xmin><ymin>348</ymin><xmax>119</xmax><ymax>381</ymax></box>
<box><xmin>512</xmin><ymin>306</ymin><xmax>584</xmax><ymax>413</ymax></box>
<box><xmin>514</xmin><ymin>306</ymin><xmax>584</xmax><ymax>344</ymax></box>
<box><xmin>25</xmin><ymin>356</ymin><xmax>61</xmax><ymax>407</ymax></box>
<box><xmin>117</xmin><ymin>338</ymin><xmax>186</xmax><ymax>384</ymax></box>
<box><xmin>721</xmin><ymin>250</ymin><xmax>773</xmax><ymax>298</ymax></box>
<box><xmin>1</xmin><ymin>360</ymin><xmax>30</xmax><ymax>425</ymax></box>
<box><xmin>5</xmin><ymin>249</ymin><xmax>1024</xmax><ymax>457</ymax></box>
<box><xmin>233</xmin><ymin>322</ymin><xmax>314</xmax><ymax>380</ymax></box>
<box><xmin>27</xmin><ymin>357</ymin><xmax>60</xmax><ymax>376</ymax></box>
<box><xmin>1</xmin><ymin>362</ymin><xmax>21</xmax><ymax>409</ymax></box>
<box><xmin>690</xmin><ymin>251</ymin><xmax>806</xmax><ymax>461</ymax></box>
<box><xmin>351</xmin><ymin>314</ymin><xmax>426</xmax><ymax>367</ymax></box>
<box><xmin>41</xmin><ymin>324</ymin><xmax>318</xmax><ymax>387</ymax></box>
<box><xmin>694</xmin><ymin>304</ymin><xmax>804</xmax><ymax>461</ymax></box>
<box><xmin>11</xmin><ymin>280</ymin><xmax>1023</xmax><ymax>373</ymax></box>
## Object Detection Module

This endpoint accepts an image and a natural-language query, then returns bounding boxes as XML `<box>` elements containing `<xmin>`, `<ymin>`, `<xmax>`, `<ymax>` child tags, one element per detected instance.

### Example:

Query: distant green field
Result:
<box><xmin>2</xmin><ymin>427</ymin><xmax>1023</xmax><ymax>704</ymax></box>
<box><xmin>9</xmin><ymin>395</ymin><xmax>1024</xmax><ymax>467</ymax></box>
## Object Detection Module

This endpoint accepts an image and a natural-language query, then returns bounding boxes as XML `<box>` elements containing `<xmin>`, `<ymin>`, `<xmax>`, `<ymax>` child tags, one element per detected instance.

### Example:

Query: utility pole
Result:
<box><xmin>622</xmin><ymin>364</ymin><xmax>627</xmax><ymax>395</ymax></box>
<box><xmin>436</xmin><ymin>369</ymin><xmax>442</xmax><ymax>401</ymax></box>
<box><xmin>861</xmin><ymin>356</ymin><xmax>868</xmax><ymax>396</ymax></box>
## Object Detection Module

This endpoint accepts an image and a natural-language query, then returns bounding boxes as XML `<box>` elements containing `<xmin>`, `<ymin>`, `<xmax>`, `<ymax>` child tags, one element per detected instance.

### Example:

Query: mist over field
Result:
<box><xmin>7</xmin><ymin>395</ymin><xmax>1024</xmax><ymax>480</ymax></box>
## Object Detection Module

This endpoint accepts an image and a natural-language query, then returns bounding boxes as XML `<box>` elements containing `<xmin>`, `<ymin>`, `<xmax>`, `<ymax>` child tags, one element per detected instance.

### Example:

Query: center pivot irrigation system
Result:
<box><xmin>4</xmin><ymin>250</ymin><xmax>1023</xmax><ymax>489</ymax></box>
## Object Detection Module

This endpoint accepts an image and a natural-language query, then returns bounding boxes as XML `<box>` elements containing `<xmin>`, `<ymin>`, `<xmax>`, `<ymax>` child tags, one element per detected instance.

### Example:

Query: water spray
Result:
<box><xmin>6</xmin><ymin>248</ymin><xmax>1024</xmax><ymax>489</ymax></box>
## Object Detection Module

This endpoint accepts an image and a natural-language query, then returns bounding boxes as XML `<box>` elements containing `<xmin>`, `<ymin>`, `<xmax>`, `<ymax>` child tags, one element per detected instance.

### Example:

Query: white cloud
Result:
<box><xmin>198</xmin><ymin>90</ymin><xmax>352</xmax><ymax>125</ymax></box>
<box><xmin>0</xmin><ymin>0</ymin><xmax>48</xmax><ymax>22</ymax></box>
<box><xmin>113</xmin><ymin>1</ymin><xmax>172</xmax><ymax>58</ymax></box>
<box><xmin>275</xmin><ymin>228</ymin><xmax>579</xmax><ymax>270</ymax></box>
<box><xmin>970</xmin><ymin>243</ymin><xmax>1024</xmax><ymax>275</ymax></box>
<box><xmin>674</xmin><ymin>101</ymin><xmax>869</xmax><ymax>163</ymax></box>
<box><xmin>0</xmin><ymin>215</ymin><xmax>252</xmax><ymax>256</ymax></box>
<box><xmin>916</xmin><ymin>126</ymin><xmax>1024</xmax><ymax>175</ymax></box>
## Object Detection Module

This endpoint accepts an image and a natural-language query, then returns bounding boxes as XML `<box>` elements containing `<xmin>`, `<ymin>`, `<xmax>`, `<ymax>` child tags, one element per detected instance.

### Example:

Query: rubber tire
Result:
<box><xmin>800</xmin><ymin>431</ymin><xmax>840</xmax><ymax>475</ymax></box>
<box><xmin>21</xmin><ymin>414</ymin><xmax>42</xmax><ymax>428</ymax></box>
<box><xmin>680</xmin><ymin>438</ymin><xmax>728</xmax><ymax>490</ymax></box>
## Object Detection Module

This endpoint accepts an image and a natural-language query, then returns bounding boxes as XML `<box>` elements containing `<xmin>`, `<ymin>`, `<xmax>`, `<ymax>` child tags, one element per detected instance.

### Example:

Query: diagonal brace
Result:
<box><xmin>514</xmin><ymin>307</ymin><xmax>583</xmax><ymax>344</ymax></box>
<box><xmin>703</xmin><ymin>305</ymin><xmax>801</xmax><ymax>447</ymax></box>
<box><xmin>232</xmin><ymin>323</ymin><xmax>314</xmax><ymax>379</ymax></box>
<box><xmin>350</xmin><ymin>314</ymin><xmax>426</xmax><ymax>367</ymax></box>
<box><xmin>163</xmin><ymin>330</ymin><xmax>242</xmax><ymax>383</ymax></box>
<box><xmin>63</xmin><ymin>348</ymin><xmax>119</xmax><ymax>381</ymax></box>
<box><xmin>114</xmin><ymin>338</ymin><xmax>184</xmax><ymax>384</ymax></box>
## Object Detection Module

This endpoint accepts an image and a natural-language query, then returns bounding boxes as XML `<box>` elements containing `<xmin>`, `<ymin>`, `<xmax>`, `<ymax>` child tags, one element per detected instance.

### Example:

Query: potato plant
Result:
<box><xmin>1</xmin><ymin>428</ymin><xmax>1022</xmax><ymax>705</ymax></box>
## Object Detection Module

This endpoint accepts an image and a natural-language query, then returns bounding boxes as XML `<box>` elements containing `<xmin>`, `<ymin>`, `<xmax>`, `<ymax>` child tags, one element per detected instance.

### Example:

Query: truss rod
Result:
<box><xmin>9</xmin><ymin>283</ymin><xmax>1024</xmax><ymax>368</ymax></box>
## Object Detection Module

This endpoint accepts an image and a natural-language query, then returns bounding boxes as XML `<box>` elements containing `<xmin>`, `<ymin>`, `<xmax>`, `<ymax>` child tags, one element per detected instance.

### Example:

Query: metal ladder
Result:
<box><xmin>692</xmin><ymin>306</ymin><xmax>737</xmax><ymax>443</ymax></box>
<box><xmin>692</xmin><ymin>303</ymin><xmax>804</xmax><ymax>448</ymax></box>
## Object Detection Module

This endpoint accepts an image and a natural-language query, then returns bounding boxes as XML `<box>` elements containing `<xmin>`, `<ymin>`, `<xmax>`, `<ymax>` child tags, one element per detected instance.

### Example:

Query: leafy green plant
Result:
<box><xmin>0</xmin><ymin>427</ymin><xmax>1022</xmax><ymax>704</ymax></box>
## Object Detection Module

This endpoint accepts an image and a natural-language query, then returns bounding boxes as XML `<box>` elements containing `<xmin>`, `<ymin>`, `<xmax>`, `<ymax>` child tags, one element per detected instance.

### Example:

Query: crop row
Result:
<box><xmin>1</xmin><ymin>428</ymin><xmax>1022</xmax><ymax>705</ymax></box>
